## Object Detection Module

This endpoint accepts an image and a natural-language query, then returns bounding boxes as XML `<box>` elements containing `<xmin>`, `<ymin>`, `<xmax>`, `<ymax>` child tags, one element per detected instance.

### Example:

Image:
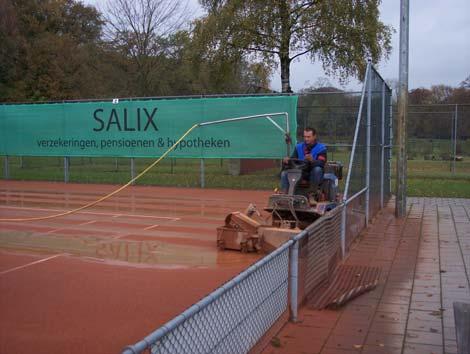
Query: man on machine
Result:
<box><xmin>281</xmin><ymin>127</ymin><xmax>327</xmax><ymax>194</ymax></box>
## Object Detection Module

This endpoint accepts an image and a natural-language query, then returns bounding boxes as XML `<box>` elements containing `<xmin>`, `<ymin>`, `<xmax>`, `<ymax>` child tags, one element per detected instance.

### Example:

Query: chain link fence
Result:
<box><xmin>299</xmin><ymin>205</ymin><xmax>343</xmax><ymax>300</ymax></box>
<box><xmin>340</xmin><ymin>64</ymin><xmax>393</xmax><ymax>253</ymax></box>
<box><xmin>406</xmin><ymin>104</ymin><xmax>470</xmax><ymax>177</ymax></box>
<box><xmin>123</xmin><ymin>241</ymin><xmax>291</xmax><ymax>354</ymax></box>
<box><xmin>122</xmin><ymin>62</ymin><xmax>392</xmax><ymax>354</ymax></box>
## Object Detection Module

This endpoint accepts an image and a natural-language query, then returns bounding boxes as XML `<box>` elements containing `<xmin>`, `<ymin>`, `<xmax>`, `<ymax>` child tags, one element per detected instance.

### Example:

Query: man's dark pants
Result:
<box><xmin>280</xmin><ymin>166</ymin><xmax>323</xmax><ymax>193</ymax></box>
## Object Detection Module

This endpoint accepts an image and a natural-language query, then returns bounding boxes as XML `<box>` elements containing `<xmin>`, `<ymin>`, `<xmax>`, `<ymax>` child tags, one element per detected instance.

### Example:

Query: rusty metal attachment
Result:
<box><xmin>217</xmin><ymin>205</ymin><xmax>300</xmax><ymax>253</ymax></box>
<box><xmin>217</xmin><ymin>211</ymin><xmax>262</xmax><ymax>252</ymax></box>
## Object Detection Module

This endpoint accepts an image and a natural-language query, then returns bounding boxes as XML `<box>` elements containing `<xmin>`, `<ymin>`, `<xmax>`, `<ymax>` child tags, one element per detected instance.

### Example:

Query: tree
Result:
<box><xmin>460</xmin><ymin>75</ymin><xmax>470</xmax><ymax>89</ymax></box>
<box><xmin>0</xmin><ymin>0</ymin><xmax>273</xmax><ymax>101</ymax></box>
<box><xmin>430</xmin><ymin>85</ymin><xmax>453</xmax><ymax>104</ymax></box>
<box><xmin>409</xmin><ymin>88</ymin><xmax>433</xmax><ymax>105</ymax></box>
<box><xmin>0</xmin><ymin>0</ymin><xmax>106</xmax><ymax>101</ymax></box>
<box><xmin>177</xmin><ymin>30</ymin><xmax>273</xmax><ymax>94</ymax></box>
<box><xmin>299</xmin><ymin>77</ymin><xmax>343</xmax><ymax>93</ymax></box>
<box><xmin>103</xmin><ymin>0</ymin><xmax>189</xmax><ymax>95</ymax></box>
<box><xmin>241</xmin><ymin>62</ymin><xmax>272</xmax><ymax>93</ymax></box>
<box><xmin>0</xmin><ymin>0</ymin><xmax>20</xmax><ymax>98</ymax></box>
<box><xmin>197</xmin><ymin>0</ymin><xmax>392</xmax><ymax>92</ymax></box>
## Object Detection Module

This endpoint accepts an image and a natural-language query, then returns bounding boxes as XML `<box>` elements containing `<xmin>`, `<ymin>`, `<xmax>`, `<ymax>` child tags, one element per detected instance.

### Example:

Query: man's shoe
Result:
<box><xmin>308</xmin><ymin>193</ymin><xmax>317</xmax><ymax>206</ymax></box>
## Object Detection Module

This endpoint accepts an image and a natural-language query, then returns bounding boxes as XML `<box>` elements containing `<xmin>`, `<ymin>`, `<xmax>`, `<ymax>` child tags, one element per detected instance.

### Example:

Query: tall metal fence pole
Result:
<box><xmin>365</xmin><ymin>67</ymin><xmax>372</xmax><ymax>225</ymax></box>
<box><xmin>3</xmin><ymin>156</ymin><xmax>9</xmax><ymax>179</ymax></box>
<box><xmin>289</xmin><ymin>241</ymin><xmax>299</xmax><ymax>322</ymax></box>
<box><xmin>389</xmin><ymin>92</ymin><xmax>393</xmax><ymax>196</ymax></box>
<box><xmin>396</xmin><ymin>0</ymin><xmax>409</xmax><ymax>217</ymax></box>
<box><xmin>64</xmin><ymin>157</ymin><xmax>70</xmax><ymax>183</ymax></box>
<box><xmin>381</xmin><ymin>82</ymin><xmax>385</xmax><ymax>209</ymax></box>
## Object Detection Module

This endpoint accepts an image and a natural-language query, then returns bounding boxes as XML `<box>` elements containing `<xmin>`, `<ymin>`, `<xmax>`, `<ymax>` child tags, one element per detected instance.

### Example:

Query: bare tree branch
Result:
<box><xmin>102</xmin><ymin>0</ymin><xmax>189</xmax><ymax>94</ymax></box>
<box><xmin>289</xmin><ymin>46</ymin><xmax>315</xmax><ymax>61</ymax></box>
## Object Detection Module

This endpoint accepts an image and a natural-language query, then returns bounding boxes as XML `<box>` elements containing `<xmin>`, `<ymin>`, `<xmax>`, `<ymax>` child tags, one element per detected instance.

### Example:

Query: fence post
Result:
<box><xmin>396</xmin><ymin>0</ymin><xmax>409</xmax><ymax>217</ymax></box>
<box><xmin>452</xmin><ymin>104</ymin><xmax>458</xmax><ymax>174</ymax></box>
<box><xmin>200</xmin><ymin>159</ymin><xmax>205</xmax><ymax>188</ymax></box>
<box><xmin>340</xmin><ymin>204</ymin><xmax>347</xmax><ymax>258</ymax></box>
<box><xmin>389</xmin><ymin>92</ymin><xmax>393</xmax><ymax>197</ymax></box>
<box><xmin>3</xmin><ymin>156</ymin><xmax>9</xmax><ymax>179</ymax></box>
<box><xmin>289</xmin><ymin>241</ymin><xmax>299</xmax><ymax>322</ymax></box>
<box><xmin>365</xmin><ymin>68</ymin><xmax>372</xmax><ymax>225</ymax></box>
<box><xmin>450</xmin><ymin>109</ymin><xmax>454</xmax><ymax>172</ymax></box>
<box><xmin>380</xmin><ymin>82</ymin><xmax>385</xmax><ymax>209</ymax></box>
<box><xmin>130</xmin><ymin>158</ymin><xmax>136</xmax><ymax>185</ymax></box>
<box><xmin>64</xmin><ymin>157</ymin><xmax>70</xmax><ymax>183</ymax></box>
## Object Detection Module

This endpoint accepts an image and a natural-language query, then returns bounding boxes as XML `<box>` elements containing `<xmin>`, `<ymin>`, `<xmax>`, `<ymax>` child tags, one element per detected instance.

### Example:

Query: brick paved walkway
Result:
<box><xmin>263</xmin><ymin>198</ymin><xmax>470</xmax><ymax>354</ymax></box>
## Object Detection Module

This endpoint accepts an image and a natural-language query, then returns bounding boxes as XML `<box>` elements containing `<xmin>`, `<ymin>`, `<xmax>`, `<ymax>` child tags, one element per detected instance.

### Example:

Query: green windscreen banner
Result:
<box><xmin>0</xmin><ymin>96</ymin><xmax>297</xmax><ymax>158</ymax></box>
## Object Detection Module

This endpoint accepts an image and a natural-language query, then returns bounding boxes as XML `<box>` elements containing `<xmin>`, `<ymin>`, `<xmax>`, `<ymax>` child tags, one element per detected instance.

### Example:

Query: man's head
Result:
<box><xmin>303</xmin><ymin>127</ymin><xmax>317</xmax><ymax>146</ymax></box>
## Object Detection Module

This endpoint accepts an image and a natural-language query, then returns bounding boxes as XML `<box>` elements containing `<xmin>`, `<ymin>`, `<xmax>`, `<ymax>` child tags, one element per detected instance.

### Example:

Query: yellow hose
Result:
<box><xmin>0</xmin><ymin>124</ymin><xmax>199</xmax><ymax>222</ymax></box>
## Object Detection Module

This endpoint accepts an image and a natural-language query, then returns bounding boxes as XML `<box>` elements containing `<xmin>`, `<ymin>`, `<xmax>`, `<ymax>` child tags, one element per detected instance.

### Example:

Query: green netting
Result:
<box><xmin>0</xmin><ymin>96</ymin><xmax>297</xmax><ymax>158</ymax></box>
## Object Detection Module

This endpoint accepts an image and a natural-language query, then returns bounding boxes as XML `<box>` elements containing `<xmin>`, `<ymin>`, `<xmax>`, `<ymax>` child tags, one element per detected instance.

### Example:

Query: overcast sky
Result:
<box><xmin>88</xmin><ymin>0</ymin><xmax>470</xmax><ymax>92</ymax></box>
<box><xmin>275</xmin><ymin>0</ymin><xmax>470</xmax><ymax>92</ymax></box>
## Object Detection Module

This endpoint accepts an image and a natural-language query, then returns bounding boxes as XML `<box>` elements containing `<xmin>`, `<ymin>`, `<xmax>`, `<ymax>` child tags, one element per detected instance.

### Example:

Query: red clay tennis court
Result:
<box><xmin>0</xmin><ymin>180</ymin><xmax>269</xmax><ymax>354</ymax></box>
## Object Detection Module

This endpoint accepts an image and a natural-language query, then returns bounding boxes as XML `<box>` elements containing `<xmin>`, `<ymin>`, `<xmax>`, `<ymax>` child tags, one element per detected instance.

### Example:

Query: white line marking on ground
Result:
<box><xmin>78</xmin><ymin>220</ymin><xmax>97</xmax><ymax>226</ymax></box>
<box><xmin>110</xmin><ymin>234</ymin><xmax>129</xmax><ymax>240</ymax></box>
<box><xmin>0</xmin><ymin>254</ymin><xmax>64</xmax><ymax>276</ymax></box>
<box><xmin>44</xmin><ymin>228</ymin><xmax>64</xmax><ymax>235</ymax></box>
<box><xmin>0</xmin><ymin>205</ymin><xmax>180</xmax><ymax>221</ymax></box>
<box><xmin>143</xmin><ymin>224</ymin><xmax>159</xmax><ymax>231</ymax></box>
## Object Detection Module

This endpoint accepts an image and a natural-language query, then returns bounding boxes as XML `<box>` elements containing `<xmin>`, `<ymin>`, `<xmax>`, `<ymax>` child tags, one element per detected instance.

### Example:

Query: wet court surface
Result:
<box><xmin>0</xmin><ymin>181</ymin><xmax>268</xmax><ymax>354</ymax></box>
<box><xmin>263</xmin><ymin>197</ymin><xmax>470</xmax><ymax>354</ymax></box>
<box><xmin>2</xmin><ymin>182</ymin><xmax>470</xmax><ymax>354</ymax></box>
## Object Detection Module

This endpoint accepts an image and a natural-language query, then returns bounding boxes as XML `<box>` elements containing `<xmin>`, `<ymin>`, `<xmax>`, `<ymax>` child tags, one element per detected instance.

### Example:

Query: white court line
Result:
<box><xmin>143</xmin><ymin>224</ymin><xmax>159</xmax><ymax>231</ymax></box>
<box><xmin>0</xmin><ymin>253</ymin><xmax>64</xmax><ymax>276</ymax></box>
<box><xmin>78</xmin><ymin>220</ymin><xmax>97</xmax><ymax>226</ymax></box>
<box><xmin>0</xmin><ymin>205</ymin><xmax>181</xmax><ymax>221</ymax></box>
<box><xmin>44</xmin><ymin>228</ymin><xmax>64</xmax><ymax>235</ymax></box>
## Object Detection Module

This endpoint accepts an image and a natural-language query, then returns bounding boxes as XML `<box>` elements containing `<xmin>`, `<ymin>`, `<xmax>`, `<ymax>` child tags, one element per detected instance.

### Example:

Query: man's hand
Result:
<box><xmin>283</xmin><ymin>157</ymin><xmax>290</xmax><ymax>164</ymax></box>
<box><xmin>305</xmin><ymin>154</ymin><xmax>313</xmax><ymax>162</ymax></box>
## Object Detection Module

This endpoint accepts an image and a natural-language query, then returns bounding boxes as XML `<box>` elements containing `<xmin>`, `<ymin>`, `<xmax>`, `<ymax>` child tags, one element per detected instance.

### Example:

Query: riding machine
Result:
<box><xmin>217</xmin><ymin>158</ymin><xmax>343</xmax><ymax>253</ymax></box>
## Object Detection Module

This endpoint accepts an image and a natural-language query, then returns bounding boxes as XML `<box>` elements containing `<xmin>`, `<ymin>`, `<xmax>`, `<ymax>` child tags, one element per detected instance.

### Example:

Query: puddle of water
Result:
<box><xmin>0</xmin><ymin>231</ymin><xmax>261</xmax><ymax>268</ymax></box>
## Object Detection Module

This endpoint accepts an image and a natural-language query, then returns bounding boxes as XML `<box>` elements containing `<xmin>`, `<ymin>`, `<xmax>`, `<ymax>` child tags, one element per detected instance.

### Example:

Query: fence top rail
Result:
<box><xmin>0</xmin><ymin>93</ymin><xmax>298</xmax><ymax>106</ymax></box>
<box><xmin>298</xmin><ymin>104</ymin><xmax>362</xmax><ymax>109</ymax></box>
<box><xmin>405</xmin><ymin>111</ymin><xmax>457</xmax><ymax>115</ymax></box>
<box><xmin>297</xmin><ymin>91</ymin><xmax>363</xmax><ymax>96</ymax></box>
<box><xmin>408</xmin><ymin>103</ymin><xmax>470</xmax><ymax>107</ymax></box>
<box><xmin>370</xmin><ymin>65</ymin><xmax>392</xmax><ymax>92</ymax></box>
<box><xmin>0</xmin><ymin>90</ymin><xmax>375</xmax><ymax>106</ymax></box>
